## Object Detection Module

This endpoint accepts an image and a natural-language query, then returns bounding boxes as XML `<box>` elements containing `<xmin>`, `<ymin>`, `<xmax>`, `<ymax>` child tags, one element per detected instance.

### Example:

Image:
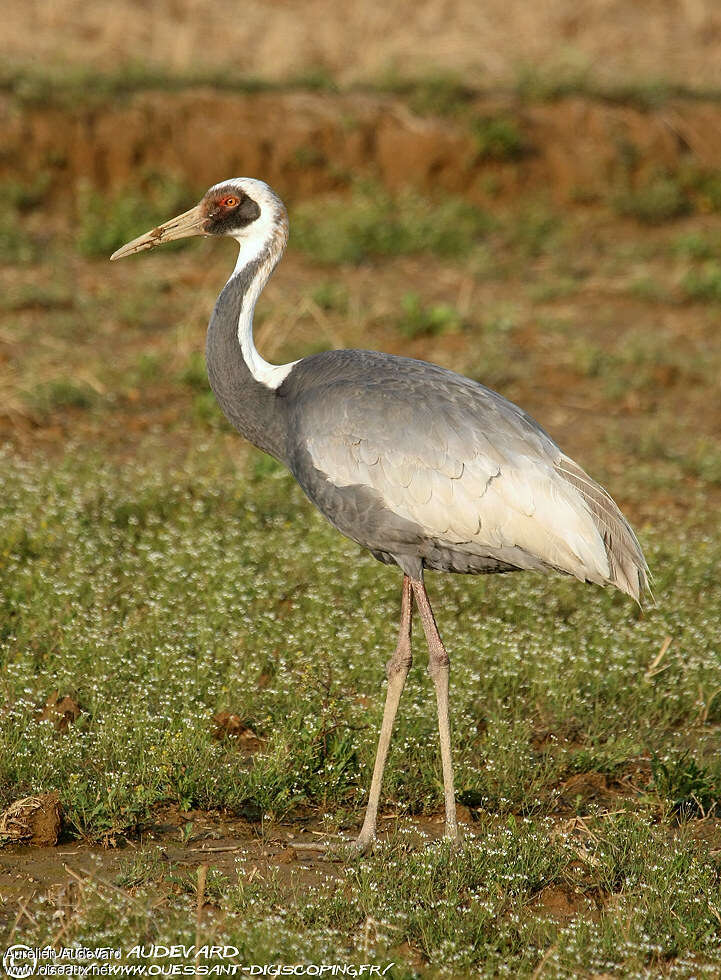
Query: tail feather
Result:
<box><xmin>555</xmin><ymin>455</ymin><xmax>651</xmax><ymax>605</ymax></box>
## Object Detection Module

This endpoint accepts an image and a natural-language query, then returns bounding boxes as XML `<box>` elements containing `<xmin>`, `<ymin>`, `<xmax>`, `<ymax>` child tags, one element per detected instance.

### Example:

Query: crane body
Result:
<box><xmin>112</xmin><ymin>178</ymin><xmax>649</xmax><ymax>850</ymax></box>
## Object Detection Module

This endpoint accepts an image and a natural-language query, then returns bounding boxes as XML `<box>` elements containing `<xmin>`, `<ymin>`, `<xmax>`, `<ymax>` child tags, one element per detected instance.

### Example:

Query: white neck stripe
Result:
<box><xmin>236</xmin><ymin>273</ymin><xmax>297</xmax><ymax>390</ymax></box>
<box><xmin>229</xmin><ymin>186</ymin><xmax>297</xmax><ymax>391</ymax></box>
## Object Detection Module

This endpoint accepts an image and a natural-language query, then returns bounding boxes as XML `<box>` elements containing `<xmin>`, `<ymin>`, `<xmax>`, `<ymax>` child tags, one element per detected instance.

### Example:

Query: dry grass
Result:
<box><xmin>6</xmin><ymin>1</ymin><xmax>721</xmax><ymax>93</ymax></box>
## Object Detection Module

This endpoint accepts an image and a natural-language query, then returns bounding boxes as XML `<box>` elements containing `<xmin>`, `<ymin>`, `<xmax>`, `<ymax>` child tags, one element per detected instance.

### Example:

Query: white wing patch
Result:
<box><xmin>306</xmin><ymin>432</ymin><xmax>611</xmax><ymax>584</ymax></box>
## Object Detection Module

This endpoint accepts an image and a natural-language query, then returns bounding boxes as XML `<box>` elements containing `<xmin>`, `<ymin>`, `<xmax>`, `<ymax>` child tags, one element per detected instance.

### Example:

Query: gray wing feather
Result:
<box><xmin>285</xmin><ymin>351</ymin><xmax>649</xmax><ymax>601</ymax></box>
<box><xmin>555</xmin><ymin>455</ymin><xmax>650</xmax><ymax>601</ymax></box>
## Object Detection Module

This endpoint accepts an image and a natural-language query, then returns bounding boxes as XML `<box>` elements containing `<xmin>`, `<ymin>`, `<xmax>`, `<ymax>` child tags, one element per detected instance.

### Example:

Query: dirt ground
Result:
<box><xmin>3</xmin><ymin>800</ymin><xmax>720</xmax><ymax>936</ymax></box>
<box><xmin>0</xmin><ymin>806</ymin><xmax>335</xmax><ymax>913</ymax></box>
<box><xmin>5</xmin><ymin>87</ymin><xmax>721</xmax><ymax>203</ymax></box>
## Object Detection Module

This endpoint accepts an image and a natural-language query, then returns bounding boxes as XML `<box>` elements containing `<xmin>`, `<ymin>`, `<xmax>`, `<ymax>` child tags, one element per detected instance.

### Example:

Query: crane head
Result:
<box><xmin>110</xmin><ymin>178</ymin><xmax>286</xmax><ymax>261</ymax></box>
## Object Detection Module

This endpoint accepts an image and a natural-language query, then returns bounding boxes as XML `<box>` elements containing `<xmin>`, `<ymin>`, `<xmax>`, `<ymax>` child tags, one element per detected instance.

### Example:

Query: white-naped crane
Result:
<box><xmin>111</xmin><ymin>178</ymin><xmax>649</xmax><ymax>851</ymax></box>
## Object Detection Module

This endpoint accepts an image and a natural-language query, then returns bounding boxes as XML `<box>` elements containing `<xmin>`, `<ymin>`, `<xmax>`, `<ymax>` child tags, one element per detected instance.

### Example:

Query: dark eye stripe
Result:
<box><xmin>205</xmin><ymin>193</ymin><xmax>261</xmax><ymax>235</ymax></box>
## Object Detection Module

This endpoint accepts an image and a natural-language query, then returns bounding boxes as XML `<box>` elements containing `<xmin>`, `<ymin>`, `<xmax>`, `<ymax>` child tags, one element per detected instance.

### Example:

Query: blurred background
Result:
<box><xmin>7</xmin><ymin>0</ymin><xmax>721</xmax><ymax>88</ymax></box>
<box><xmin>1</xmin><ymin>0</ymin><xmax>720</xmax><ymax>511</ymax></box>
<box><xmin>0</xmin><ymin>1</ymin><xmax>717</xmax><ymax>470</ymax></box>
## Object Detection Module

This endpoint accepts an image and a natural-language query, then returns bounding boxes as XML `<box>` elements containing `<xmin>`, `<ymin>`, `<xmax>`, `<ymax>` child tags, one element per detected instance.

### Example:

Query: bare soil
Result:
<box><xmin>4</xmin><ymin>88</ymin><xmax>721</xmax><ymax>203</ymax></box>
<box><xmin>0</xmin><ymin>807</ymin><xmax>451</xmax><ymax>929</ymax></box>
<box><xmin>3</xmin><ymin>801</ymin><xmax>719</xmax><ymax>937</ymax></box>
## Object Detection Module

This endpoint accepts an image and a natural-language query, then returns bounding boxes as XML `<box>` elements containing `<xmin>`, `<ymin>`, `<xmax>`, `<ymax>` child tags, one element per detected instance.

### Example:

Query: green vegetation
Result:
<box><xmin>285</xmin><ymin>65</ymin><xmax>339</xmax><ymax>94</ymax></box>
<box><xmin>609</xmin><ymin>165</ymin><xmax>721</xmax><ymax>226</ymax></box>
<box><xmin>0</xmin><ymin>172</ymin><xmax>52</xmax><ymax>211</ymax></box>
<box><xmin>75</xmin><ymin>175</ymin><xmax>197</xmax><ymax>258</ymax></box>
<box><xmin>178</xmin><ymin>351</ymin><xmax>230</xmax><ymax>428</ymax></box>
<box><xmin>2</xmin><ymin>167</ymin><xmax>721</xmax><ymax>974</ymax></box>
<box><xmin>291</xmin><ymin>184</ymin><xmax>493</xmax><ymax>264</ymax></box>
<box><xmin>514</xmin><ymin>61</ymin><xmax>721</xmax><ymax>109</ymax></box>
<box><xmin>682</xmin><ymin>438</ymin><xmax>721</xmax><ymax>486</ymax></box>
<box><xmin>0</xmin><ymin>63</ymin><xmax>275</xmax><ymax>109</ymax></box>
<box><xmin>501</xmin><ymin>203</ymin><xmax>562</xmax><ymax>259</ymax></box>
<box><xmin>472</xmin><ymin>115</ymin><xmax>527</xmax><ymax>161</ymax></box>
<box><xmin>673</xmin><ymin>231</ymin><xmax>721</xmax><ymax>260</ymax></box>
<box><xmin>1</xmin><ymin>451</ymin><xmax>720</xmax><ymax>831</ymax></box>
<box><xmin>681</xmin><ymin>262</ymin><xmax>721</xmax><ymax>303</ymax></box>
<box><xmin>1</xmin><ymin>451</ymin><xmax>720</xmax><ymax>972</ymax></box>
<box><xmin>0</xmin><ymin>281</ymin><xmax>74</xmax><ymax>313</ymax></box>
<box><xmin>310</xmin><ymin>280</ymin><xmax>349</xmax><ymax>312</ymax></box>
<box><xmin>564</xmin><ymin>326</ymin><xmax>716</xmax><ymax>399</ymax></box>
<box><xmin>394</xmin><ymin>292</ymin><xmax>465</xmax><ymax>338</ymax></box>
<box><xmin>528</xmin><ymin>275</ymin><xmax>583</xmax><ymax>302</ymax></box>
<box><xmin>613</xmin><ymin>175</ymin><xmax>692</xmax><ymax>225</ymax></box>
<box><xmin>680</xmin><ymin>168</ymin><xmax>721</xmax><ymax>213</ymax></box>
<box><xmin>4</xmin><ymin>817</ymin><xmax>717</xmax><ymax>975</ymax></box>
<box><xmin>0</xmin><ymin>202</ymin><xmax>39</xmax><ymax>263</ymax></box>
<box><xmin>8</xmin><ymin>62</ymin><xmax>721</xmax><ymax>118</ymax></box>
<box><xmin>24</xmin><ymin>378</ymin><xmax>98</xmax><ymax>419</ymax></box>
<box><xmin>372</xmin><ymin>70</ymin><xmax>475</xmax><ymax>117</ymax></box>
<box><xmin>627</xmin><ymin>275</ymin><xmax>671</xmax><ymax>303</ymax></box>
<box><xmin>650</xmin><ymin>751</ymin><xmax>721</xmax><ymax>817</ymax></box>
<box><xmin>178</xmin><ymin>350</ymin><xmax>210</xmax><ymax>392</ymax></box>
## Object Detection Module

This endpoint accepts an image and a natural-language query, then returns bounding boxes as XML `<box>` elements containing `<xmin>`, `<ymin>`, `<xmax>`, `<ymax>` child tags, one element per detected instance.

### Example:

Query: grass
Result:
<box><xmin>310</xmin><ymin>280</ymin><xmax>350</xmax><ymax>312</ymax></box>
<box><xmin>394</xmin><ymin>292</ymin><xmax>465</xmax><ymax>338</ymax></box>
<box><xmin>0</xmin><ymin>201</ymin><xmax>39</xmax><ymax>263</ymax></box>
<box><xmin>178</xmin><ymin>352</ymin><xmax>231</xmax><ymax>428</ymax></box>
<box><xmin>0</xmin><ymin>62</ymin><xmax>286</xmax><ymax>109</ymax></box>
<box><xmin>65</xmin><ymin>174</ymin><xmax>495</xmax><ymax>268</ymax></box>
<box><xmin>291</xmin><ymin>183</ymin><xmax>494</xmax><ymax>264</ymax></box>
<box><xmin>673</xmin><ymin>231</ymin><xmax>721</xmax><ymax>261</ymax></box>
<box><xmin>75</xmin><ymin>175</ymin><xmax>197</xmax><ymax>258</ymax></box>
<box><xmin>8</xmin><ymin>62</ymin><xmax>721</xmax><ymax>118</ymax></box>
<box><xmin>513</xmin><ymin>60</ymin><xmax>721</xmax><ymax>109</ymax></box>
<box><xmin>1</xmin><ymin>450</ymin><xmax>721</xmax><ymax>973</ymax></box>
<box><xmin>650</xmin><ymin>751</ymin><xmax>721</xmax><ymax>818</ymax></box>
<box><xmin>499</xmin><ymin>203</ymin><xmax>562</xmax><ymax>259</ymax></box>
<box><xmin>564</xmin><ymin>337</ymin><xmax>717</xmax><ymax>403</ymax></box>
<box><xmin>0</xmin><ymin>281</ymin><xmax>74</xmax><ymax>313</ymax></box>
<box><xmin>24</xmin><ymin>377</ymin><xmax>98</xmax><ymax>418</ymax></box>
<box><xmin>1</xmin><ymin>453</ymin><xmax>720</xmax><ymax>831</ymax></box>
<box><xmin>613</xmin><ymin>175</ymin><xmax>693</xmax><ymax>225</ymax></box>
<box><xmin>681</xmin><ymin>262</ymin><xmax>721</xmax><ymax>303</ymax></box>
<box><xmin>6</xmin><ymin>819</ymin><xmax>721</xmax><ymax>976</ymax></box>
<box><xmin>371</xmin><ymin>70</ymin><xmax>475</xmax><ymax>118</ymax></box>
<box><xmin>472</xmin><ymin>115</ymin><xmax>528</xmax><ymax>161</ymax></box>
<box><xmin>679</xmin><ymin>168</ymin><xmax>721</xmax><ymax>214</ymax></box>
<box><xmin>610</xmin><ymin>169</ymin><xmax>721</xmax><ymax>227</ymax></box>
<box><xmin>2</xmin><ymin>172</ymin><xmax>721</xmax><ymax>974</ymax></box>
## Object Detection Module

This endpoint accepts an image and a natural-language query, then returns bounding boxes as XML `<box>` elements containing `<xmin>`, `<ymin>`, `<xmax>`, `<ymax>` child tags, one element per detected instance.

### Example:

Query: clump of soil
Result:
<box><xmin>0</xmin><ymin>793</ymin><xmax>63</xmax><ymax>846</ymax></box>
<box><xmin>37</xmin><ymin>691</ymin><xmax>83</xmax><ymax>733</ymax></box>
<box><xmin>212</xmin><ymin>711</ymin><xmax>263</xmax><ymax>752</ymax></box>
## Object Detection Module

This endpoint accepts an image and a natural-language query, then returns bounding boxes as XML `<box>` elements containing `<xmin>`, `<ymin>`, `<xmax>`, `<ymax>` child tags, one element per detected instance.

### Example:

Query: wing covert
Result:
<box><xmin>294</xmin><ymin>372</ymin><xmax>611</xmax><ymax>584</ymax></box>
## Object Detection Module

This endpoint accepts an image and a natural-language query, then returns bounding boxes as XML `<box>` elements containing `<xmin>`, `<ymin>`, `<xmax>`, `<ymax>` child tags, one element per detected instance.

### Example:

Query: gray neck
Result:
<box><xmin>205</xmin><ymin>257</ymin><xmax>289</xmax><ymax>462</ymax></box>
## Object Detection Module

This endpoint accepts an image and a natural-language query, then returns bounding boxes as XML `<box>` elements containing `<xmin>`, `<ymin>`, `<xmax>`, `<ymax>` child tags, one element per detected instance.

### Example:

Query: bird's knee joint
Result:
<box><xmin>386</xmin><ymin>652</ymin><xmax>412</xmax><ymax>679</ymax></box>
<box><xmin>427</xmin><ymin>655</ymin><xmax>450</xmax><ymax>679</ymax></box>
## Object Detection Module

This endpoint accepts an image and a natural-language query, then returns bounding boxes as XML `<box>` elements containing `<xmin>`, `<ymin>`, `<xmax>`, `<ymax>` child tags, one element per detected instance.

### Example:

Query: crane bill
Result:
<box><xmin>110</xmin><ymin>203</ymin><xmax>208</xmax><ymax>261</ymax></box>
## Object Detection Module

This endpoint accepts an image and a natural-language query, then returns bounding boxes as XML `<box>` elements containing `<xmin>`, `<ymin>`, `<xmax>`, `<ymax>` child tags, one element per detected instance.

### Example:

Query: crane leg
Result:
<box><xmin>411</xmin><ymin>578</ymin><xmax>460</xmax><ymax>845</ymax></box>
<box><xmin>354</xmin><ymin>574</ymin><xmax>413</xmax><ymax>853</ymax></box>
